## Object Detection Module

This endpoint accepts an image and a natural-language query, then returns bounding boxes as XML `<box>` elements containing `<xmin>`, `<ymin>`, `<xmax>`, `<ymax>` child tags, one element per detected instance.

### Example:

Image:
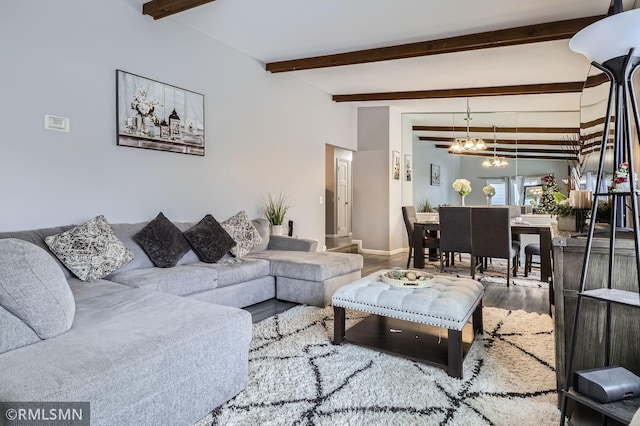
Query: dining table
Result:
<box><xmin>413</xmin><ymin>220</ymin><xmax>553</xmax><ymax>283</ymax></box>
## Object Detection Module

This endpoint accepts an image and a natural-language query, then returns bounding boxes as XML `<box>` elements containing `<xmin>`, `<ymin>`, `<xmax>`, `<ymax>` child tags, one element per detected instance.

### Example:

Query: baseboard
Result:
<box><xmin>360</xmin><ymin>247</ymin><xmax>408</xmax><ymax>256</ymax></box>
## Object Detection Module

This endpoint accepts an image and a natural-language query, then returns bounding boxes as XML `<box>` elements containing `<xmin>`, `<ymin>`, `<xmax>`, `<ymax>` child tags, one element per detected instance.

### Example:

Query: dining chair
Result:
<box><xmin>402</xmin><ymin>206</ymin><xmax>440</xmax><ymax>269</ymax></box>
<box><xmin>471</xmin><ymin>207</ymin><xmax>519</xmax><ymax>286</ymax></box>
<box><xmin>438</xmin><ymin>206</ymin><xmax>473</xmax><ymax>275</ymax></box>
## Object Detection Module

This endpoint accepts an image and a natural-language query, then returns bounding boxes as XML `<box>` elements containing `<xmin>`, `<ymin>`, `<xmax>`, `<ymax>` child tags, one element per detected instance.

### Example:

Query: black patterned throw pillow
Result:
<box><xmin>184</xmin><ymin>214</ymin><xmax>236</xmax><ymax>263</ymax></box>
<box><xmin>133</xmin><ymin>212</ymin><xmax>191</xmax><ymax>268</ymax></box>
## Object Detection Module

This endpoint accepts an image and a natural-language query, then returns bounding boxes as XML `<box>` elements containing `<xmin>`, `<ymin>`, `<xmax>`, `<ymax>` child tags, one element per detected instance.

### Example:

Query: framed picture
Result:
<box><xmin>431</xmin><ymin>163</ymin><xmax>441</xmax><ymax>186</ymax></box>
<box><xmin>405</xmin><ymin>154</ymin><xmax>412</xmax><ymax>181</ymax></box>
<box><xmin>116</xmin><ymin>70</ymin><xmax>205</xmax><ymax>156</ymax></box>
<box><xmin>392</xmin><ymin>151</ymin><xmax>401</xmax><ymax>180</ymax></box>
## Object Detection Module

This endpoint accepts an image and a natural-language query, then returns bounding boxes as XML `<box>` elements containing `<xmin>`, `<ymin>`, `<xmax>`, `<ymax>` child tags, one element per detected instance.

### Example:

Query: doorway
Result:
<box><xmin>336</xmin><ymin>158</ymin><xmax>349</xmax><ymax>237</ymax></box>
<box><xmin>325</xmin><ymin>145</ymin><xmax>353</xmax><ymax>243</ymax></box>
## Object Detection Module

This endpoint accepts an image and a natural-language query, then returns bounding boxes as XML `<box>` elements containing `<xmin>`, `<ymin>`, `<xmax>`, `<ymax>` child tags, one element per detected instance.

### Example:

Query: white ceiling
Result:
<box><xmin>164</xmin><ymin>0</ymin><xmax>637</xmax><ymax>115</ymax></box>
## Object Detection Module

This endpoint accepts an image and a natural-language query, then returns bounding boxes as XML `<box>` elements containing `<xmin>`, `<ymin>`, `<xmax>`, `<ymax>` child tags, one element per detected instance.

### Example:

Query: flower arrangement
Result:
<box><xmin>483</xmin><ymin>185</ymin><xmax>496</xmax><ymax>197</ymax></box>
<box><xmin>131</xmin><ymin>87</ymin><xmax>160</xmax><ymax>120</ymax></box>
<box><xmin>452</xmin><ymin>179</ymin><xmax>472</xmax><ymax>196</ymax></box>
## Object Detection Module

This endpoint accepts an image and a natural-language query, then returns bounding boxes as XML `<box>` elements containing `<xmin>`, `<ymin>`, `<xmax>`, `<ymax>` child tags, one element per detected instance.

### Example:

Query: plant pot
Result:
<box><xmin>271</xmin><ymin>224</ymin><xmax>284</xmax><ymax>235</ymax></box>
<box><xmin>557</xmin><ymin>216</ymin><xmax>576</xmax><ymax>232</ymax></box>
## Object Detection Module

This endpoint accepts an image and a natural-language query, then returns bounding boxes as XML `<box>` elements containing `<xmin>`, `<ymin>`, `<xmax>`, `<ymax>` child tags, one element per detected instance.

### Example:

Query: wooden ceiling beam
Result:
<box><xmin>266</xmin><ymin>16</ymin><xmax>604</xmax><ymax>73</ymax></box>
<box><xmin>418</xmin><ymin>137</ymin><xmax>575</xmax><ymax>146</ymax></box>
<box><xmin>413</xmin><ymin>124</ymin><xmax>578</xmax><ymax>133</ymax></box>
<box><xmin>143</xmin><ymin>0</ymin><xmax>216</xmax><ymax>19</ymax></box>
<box><xmin>434</xmin><ymin>144</ymin><xmax>575</xmax><ymax>154</ymax></box>
<box><xmin>333</xmin><ymin>81</ymin><xmax>584</xmax><ymax>102</ymax></box>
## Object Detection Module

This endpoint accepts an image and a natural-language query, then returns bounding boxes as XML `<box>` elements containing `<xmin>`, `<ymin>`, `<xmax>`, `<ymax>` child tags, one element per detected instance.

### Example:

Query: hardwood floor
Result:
<box><xmin>244</xmin><ymin>250</ymin><xmax>551</xmax><ymax>322</ymax></box>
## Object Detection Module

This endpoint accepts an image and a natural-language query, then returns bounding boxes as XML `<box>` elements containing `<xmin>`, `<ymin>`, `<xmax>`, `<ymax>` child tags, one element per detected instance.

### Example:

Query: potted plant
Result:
<box><xmin>554</xmin><ymin>192</ymin><xmax>576</xmax><ymax>231</ymax></box>
<box><xmin>263</xmin><ymin>192</ymin><xmax>290</xmax><ymax>235</ymax></box>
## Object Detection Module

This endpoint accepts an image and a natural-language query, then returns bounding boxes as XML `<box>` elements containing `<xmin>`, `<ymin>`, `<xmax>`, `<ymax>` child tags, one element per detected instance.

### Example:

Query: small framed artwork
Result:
<box><xmin>392</xmin><ymin>151</ymin><xmax>401</xmax><ymax>180</ymax></box>
<box><xmin>431</xmin><ymin>163</ymin><xmax>441</xmax><ymax>186</ymax></box>
<box><xmin>405</xmin><ymin>154</ymin><xmax>412</xmax><ymax>181</ymax></box>
<box><xmin>116</xmin><ymin>69</ymin><xmax>205</xmax><ymax>156</ymax></box>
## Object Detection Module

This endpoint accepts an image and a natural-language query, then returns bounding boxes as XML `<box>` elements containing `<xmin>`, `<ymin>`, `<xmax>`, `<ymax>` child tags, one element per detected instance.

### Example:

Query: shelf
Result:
<box><xmin>564</xmin><ymin>388</ymin><xmax>640</xmax><ymax>424</ymax></box>
<box><xmin>580</xmin><ymin>289</ymin><xmax>640</xmax><ymax>308</ymax></box>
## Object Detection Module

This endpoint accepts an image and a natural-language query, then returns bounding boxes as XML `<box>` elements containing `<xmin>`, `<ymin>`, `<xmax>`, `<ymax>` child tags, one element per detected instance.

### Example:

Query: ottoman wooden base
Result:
<box><xmin>333</xmin><ymin>303</ymin><xmax>482</xmax><ymax>379</ymax></box>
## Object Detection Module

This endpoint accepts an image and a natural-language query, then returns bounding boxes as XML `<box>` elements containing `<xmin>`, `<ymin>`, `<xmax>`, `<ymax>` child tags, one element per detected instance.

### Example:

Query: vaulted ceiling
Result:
<box><xmin>140</xmin><ymin>0</ymin><xmax>638</xmax><ymax>159</ymax></box>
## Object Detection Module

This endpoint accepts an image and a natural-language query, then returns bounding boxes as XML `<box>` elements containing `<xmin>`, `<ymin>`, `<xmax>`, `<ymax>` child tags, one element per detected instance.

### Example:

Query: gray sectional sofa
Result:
<box><xmin>0</xmin><ymin>217</ymin><xmax>362</xmax><ymax>425</ymax></box>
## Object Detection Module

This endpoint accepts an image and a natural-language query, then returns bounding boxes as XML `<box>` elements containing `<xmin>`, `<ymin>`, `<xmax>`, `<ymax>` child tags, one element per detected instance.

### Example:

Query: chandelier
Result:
<box><xmin>481</xmin><ymin>126</ymin><xmax>509</xmax><ymax>168</ymax></box>
<box><xmin>449</xmin><ymin>99</ymin><xmax>487</xmax><ymax>152</ymax></box>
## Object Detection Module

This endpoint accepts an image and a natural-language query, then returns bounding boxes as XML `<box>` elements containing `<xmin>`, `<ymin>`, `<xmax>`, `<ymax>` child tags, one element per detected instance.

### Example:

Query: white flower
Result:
<box><xmin>130</xmin><ymin>86</ymin><xmax>160</xmax><ymax>119</ymax></box>
<box><xmin>452</xmin><ymin>178</ymin><xmax>472</xmax><ymax>196</ymax></box>
<box><xmin>483</xmin><ymin>185</ymin><xmax>496</xmax><ymax>197</ymax></box>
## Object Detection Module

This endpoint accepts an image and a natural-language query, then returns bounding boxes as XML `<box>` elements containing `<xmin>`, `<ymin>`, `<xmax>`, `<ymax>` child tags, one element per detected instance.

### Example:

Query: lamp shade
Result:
<box><xmin>569</xmin><ymin>8</ymin><xmax>640</xmax><ymax>63</ymax></box>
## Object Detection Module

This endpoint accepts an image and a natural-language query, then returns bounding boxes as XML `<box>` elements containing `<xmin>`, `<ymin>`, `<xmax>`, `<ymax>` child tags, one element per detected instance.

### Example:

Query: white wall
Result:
<box><xmin>412</xmin><ymin>138</ymin><xmax>462</xmax><ymax>208</ymax></box>
<box><xmin>0</xmin><ymin>0</ymin><xmax>356</xmax><ymax>246</ymax></box>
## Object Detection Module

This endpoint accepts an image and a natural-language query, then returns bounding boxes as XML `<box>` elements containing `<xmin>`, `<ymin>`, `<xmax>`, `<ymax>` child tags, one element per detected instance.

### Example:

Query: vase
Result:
<box><xmin>271</xmin><ymin>224</ymin><xmax>283</xmax><ymax>235</ymax></box>
<box><xmin>486</xmin><ymin>196</ymin><xmax>492</xmax><ymax>206</ymax></box>
<box><xmin>460</xmin><ymin>194</ymin><xmax>466</xmax><ymax>206</ymax></box>
<box><xmin>137</xmin><ymin>114</ymin><xmax>146</xmax><ymax>134</ymax></box>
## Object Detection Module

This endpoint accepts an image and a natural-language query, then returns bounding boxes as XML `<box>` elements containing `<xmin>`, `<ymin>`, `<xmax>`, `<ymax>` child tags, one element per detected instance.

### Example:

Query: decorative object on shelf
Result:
<box><xmin>449</xmin><ymin>99</ymin><xmax>487</xmax><ymax>153</ymax></box>
<box><xmin>611</xmin><ymin>162</ymin><xmax>631</xmax><ymax>192</ymax></box>
<box><xmin>430</xmin><ymin>163</ymin><xmax>440</xmax><ymax>186</ymax></box>
<box><xmin>392</xmin><ymin>151</ymin><xmax>400</xmax><ymax>180</ymax></box>
<box><xmin>483</xmin><ymin>185</ymin><xmax>495</xmax><ymax>206</ymax></box>
<box><xmin>116</xmin><ymin>69</ymin><xmax>205</xmax><ymax>156</ymax></box>
<box><xmin>168</xmin><ymin>108</ymin><xmax>181</xmax><ymax>140</ymax></box>
<box><xmin>452</xmin><ymin>178</ymin><xmax>471</xmax><ymax>206</ymax></box>
<box><xmin>481</xmin><ymin>126</ymin><xmax>509</xmax><ymax>168</ymax></box>
<box><xmin>381</xmin><ymin>267</ymin><xmax>435</xmax><ymax>288</ymax></box>
<box><xmin>560</xmin><ymin>3</ymin><xmax>640</xmax><ymax>424</ymax></box>
<box><xmin>263</xmin><ymin>192</ymin><xmax>291</xmax><ymax>235</ymax></box>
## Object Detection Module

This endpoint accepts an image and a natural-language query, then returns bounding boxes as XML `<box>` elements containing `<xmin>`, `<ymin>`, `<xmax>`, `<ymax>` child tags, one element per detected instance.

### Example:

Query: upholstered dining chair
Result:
<box><xmin>470</xmin><ymin>207</ymin><xmax>519</xmax><ymax>286</ymax></box>
<box><xmin>402</xmin><ymin>206</ymin><xmax>440</xmax><ymax>268</ymax></box>
<box><xmin>438</xmin><ymin>206</ymin><xmax>473</xmax><ymax>275</ymax></box>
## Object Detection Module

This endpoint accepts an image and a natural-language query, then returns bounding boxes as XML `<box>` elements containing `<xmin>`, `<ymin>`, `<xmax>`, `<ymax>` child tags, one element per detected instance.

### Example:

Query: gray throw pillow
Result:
<box><xmin>133</xmin><ymin>212</ymin><xmax>191</xmax><ymax>268</ymax></box>
<box><xmin>221</xmin><ymin>210</ymin><xmax>263</xmax><ymax>258</ymax></box>
<box><xmin>184</xmin><ymin>214</ymin><xmax>236</xmax><ymax>263</ymax></box>
<box><xmin>250</xmin><ymin>218</ymin><xmax>270</xmax><ymax>253</ymax></box>
<box><xmin>0</xmin><ymin>238</ymin><xmax>75</xmax><ymax>354</ymax></box>
<box><xmin>45</xmin><ymin>215</ymin><xmax>135</xmax><ymax>282</ymax></box>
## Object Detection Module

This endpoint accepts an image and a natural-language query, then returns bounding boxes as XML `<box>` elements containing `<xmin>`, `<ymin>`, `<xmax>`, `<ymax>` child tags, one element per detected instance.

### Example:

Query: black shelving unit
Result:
<box><xmin>559</xmin><ymin>46</ymin><xmax>640</xmax><ymax>425</ymax></box>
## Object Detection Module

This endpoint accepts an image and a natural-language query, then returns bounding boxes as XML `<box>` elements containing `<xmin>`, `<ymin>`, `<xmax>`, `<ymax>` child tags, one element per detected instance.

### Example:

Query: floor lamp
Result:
<box><xmin>560</xmin><ymin>6</ymin><xmax>640</xmax><ymax>425</ymax></box>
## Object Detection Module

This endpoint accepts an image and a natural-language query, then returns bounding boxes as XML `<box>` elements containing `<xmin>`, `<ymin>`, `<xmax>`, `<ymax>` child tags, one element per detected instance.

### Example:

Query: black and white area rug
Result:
<box><xmin>419</xmin><ymin>254</ymin><xmax>547</xmax><ymax>289</ymax></box>
<box><xmin>198</xmin><ymin>305</ymin><xmax>560</xmax><ymax>425</ymax></box>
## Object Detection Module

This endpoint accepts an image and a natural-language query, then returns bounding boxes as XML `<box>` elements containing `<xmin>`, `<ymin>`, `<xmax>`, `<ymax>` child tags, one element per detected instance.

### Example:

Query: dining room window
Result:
<box><xmin>486</xmin><ymin>178</ymin><xmax>507</xmax><ymax>205</ymax></box>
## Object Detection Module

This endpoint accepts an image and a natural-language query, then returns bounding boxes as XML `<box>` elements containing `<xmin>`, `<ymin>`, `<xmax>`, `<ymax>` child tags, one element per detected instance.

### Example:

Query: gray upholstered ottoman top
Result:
<box><xmin>332</xmin><ymin>271</ymin><xmax>484</xmax><ymax>331</ymax></box>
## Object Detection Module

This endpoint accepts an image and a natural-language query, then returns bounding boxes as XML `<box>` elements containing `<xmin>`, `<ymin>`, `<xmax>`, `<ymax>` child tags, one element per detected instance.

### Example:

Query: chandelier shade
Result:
<box><xmin>481</xmin><ymin>125</ymin><xmax>509</xmax><ymax>168</ymax></box>
<box><xmin>449</xmin><ymin>99</ymin><xmax>487</xmax><ymax>153</ymax></box>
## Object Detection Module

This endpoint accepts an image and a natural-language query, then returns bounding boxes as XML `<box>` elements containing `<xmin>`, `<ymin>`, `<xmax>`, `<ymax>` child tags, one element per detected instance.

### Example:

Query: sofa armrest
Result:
<box><xmin>267</xmin><ymin>235</ymin><xmax>318</xmax><ymax>252</ymax></box>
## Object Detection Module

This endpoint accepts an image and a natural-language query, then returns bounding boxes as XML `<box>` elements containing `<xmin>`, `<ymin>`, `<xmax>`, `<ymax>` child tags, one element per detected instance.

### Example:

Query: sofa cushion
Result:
<box><xmin>184</xmin><ymin>215</ymin><xmax>236</xmax><ymax>263</ymax></box>
<box><xmin>188</xmin><ymin>257</ymin><xmax>270</xmax><ymax>288</ymax></box>
<box><xmin>221</xmin><ymin>211</ymin><xmax>263</xmax><ymax>258</ymax></box>
<box><xmin>133</xmin><ymin>212</ymin><xmax>191</xmax><ymax>268</ymax></box>
<box><xmin>0</xmin><ymin>287</ymin><xmax>252</xmax><ymax>426</ymax></box>
<box><xmin>44</xmin><ymin>216</ymin><xmax>134</xmax><ymax>282</ymax></box>
<box><xmin>0</xmin><ymin>239</ymin><xmax>75</xmax><ymax>354</ymax></box>
<box><xmin>250</xmin><ymin>218</ymin><xmax>270</xmax><ymax>253</ymax></box>
<box><xmin>0</xmin><ymin>226</ymin><xmax>75</xmax><ymax>278</ymax></box>
<box><xmin>247</xmin><ymin>250</ymin><xmax>364</xmax><ymax>281</ymax></box>
<box><xmin>107</xmin><ymin>265</ymin><xmax>219</xmax><ymax>296</ymax></box>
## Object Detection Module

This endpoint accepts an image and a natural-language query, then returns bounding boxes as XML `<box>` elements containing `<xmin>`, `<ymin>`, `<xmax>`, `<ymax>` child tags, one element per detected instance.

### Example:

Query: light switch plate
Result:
<box><xmin>44</xmin><ymin>115</ymin><xmax>70</xmax><ymax>132</ymax></box>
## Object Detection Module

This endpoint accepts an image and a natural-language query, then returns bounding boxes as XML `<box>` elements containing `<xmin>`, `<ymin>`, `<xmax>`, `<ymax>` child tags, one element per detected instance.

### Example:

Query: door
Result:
<box><xmin>336</xmin><ymin>158</ymin><xmax>350</xmax><ymax>237</ymax></box>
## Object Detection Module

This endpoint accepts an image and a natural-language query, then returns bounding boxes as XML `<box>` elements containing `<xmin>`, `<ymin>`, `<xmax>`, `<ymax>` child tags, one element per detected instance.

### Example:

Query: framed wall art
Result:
<box><xmin>116</xmin><ymin>70</ymin><xmax>205</xmax><ymax>156</ymax></box>
<box><xmin>392</xmin><ymin>151</ymin><xmax>401</xmax><ymax>180</ymax></box>
<box><xmin>431</xmin><ymin>163</ymin><xmax>441</xmax><ymax>186</ymax></box>
<box><xmin>405</xmin><ymin>154</ymin><xmax>412</xmax><ymax>181</ymax></box>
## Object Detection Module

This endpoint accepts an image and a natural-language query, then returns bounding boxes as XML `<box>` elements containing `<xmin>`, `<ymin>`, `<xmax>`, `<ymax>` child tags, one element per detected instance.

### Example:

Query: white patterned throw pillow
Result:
<box><xmin>221</xmin><ymin>210</ymin><xmax>263</xmax><ymax>258</ymax></box>
<box><xmin>45</xmin><ymin>215</ymin><xmax>134</xmax><ymax>282</ymax></box>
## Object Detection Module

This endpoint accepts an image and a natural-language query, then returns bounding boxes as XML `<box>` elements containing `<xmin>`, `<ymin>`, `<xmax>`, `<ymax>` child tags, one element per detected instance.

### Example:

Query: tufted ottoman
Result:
<box><xmin>332</xmin><ymin>271</ymin><xmax>484</xmax><ymax>378</ymax></box>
